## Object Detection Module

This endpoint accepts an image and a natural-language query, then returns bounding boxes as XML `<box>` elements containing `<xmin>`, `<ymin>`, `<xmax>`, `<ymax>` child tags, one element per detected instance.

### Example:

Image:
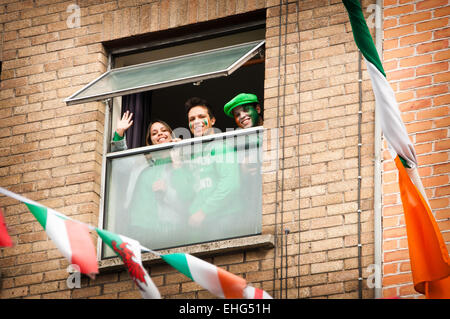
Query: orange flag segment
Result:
<box><xmin>395</xmin><ymin>156</ymin><xmax>450</xmax><ymax>298</ymax></box>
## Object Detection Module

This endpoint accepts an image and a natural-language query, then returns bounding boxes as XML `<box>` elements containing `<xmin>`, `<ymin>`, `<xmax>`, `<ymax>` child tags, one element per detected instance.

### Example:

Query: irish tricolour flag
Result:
<box><xmin>25</xmin><ymin>202</ymin><xmax>98</xmax><ymax>279</ymax></box>
<box><xmin>343</xmin><ymin>0</ymin><xmax>450</xmax><ymax>298</ymax></box>
<box><xmin>161</xmin><ymin>253</ymin><xmax>272</xmax><ymax>299</ymax></box>
<box><xmin>96</xmin><ymin>228</ymin><xmax>161</xmax><ymax>299</ymax></box>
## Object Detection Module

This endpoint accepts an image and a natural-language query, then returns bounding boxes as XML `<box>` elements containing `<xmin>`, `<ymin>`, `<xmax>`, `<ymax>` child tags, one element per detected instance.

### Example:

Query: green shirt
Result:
<box><xmin>188</xmin><ymin>140</ymin><xmax>242</xmax><ymax>218</ymax></box>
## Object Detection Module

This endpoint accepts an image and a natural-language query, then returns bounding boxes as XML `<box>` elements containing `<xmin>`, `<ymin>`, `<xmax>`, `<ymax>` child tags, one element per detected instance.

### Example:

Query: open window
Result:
<box><xmin>65</xmin><ymin>14</ymin><xmax>266</xmax><ymax>258</ymax></box>
<box><xmin>64</xmin><ymin>40</ymin><xmax>264</xmax><ymax>106</ymax></box>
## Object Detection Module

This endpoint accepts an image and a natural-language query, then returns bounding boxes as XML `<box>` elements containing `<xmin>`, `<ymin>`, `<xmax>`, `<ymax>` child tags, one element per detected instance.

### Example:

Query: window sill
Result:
<box><xmin>97</xmin><ymin>234</ymin><xmax>274</xmax><ymax>273</ymax></box>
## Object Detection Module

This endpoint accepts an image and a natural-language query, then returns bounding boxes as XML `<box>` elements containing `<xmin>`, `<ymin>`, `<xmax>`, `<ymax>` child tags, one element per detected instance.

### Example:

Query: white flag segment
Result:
<box><xmin>185</xmin><ymin>253</ymin><xmax>227</xmax><ymax>298</ymax></box>
<box><xmin>45</xmin><ymin>208</ymin><xmax>73</xmax><ymax>263</ymax></box>
<box><xmin>119</xmin><ymin>234</ymin><xmax>161</xmax><ymax>299</ymax></box>
<box><xmin>365</xmin><ymin>59</ymin><xmax>418</xmax><ymax>169</ymax></box>
<box><xmin>243</xmin><ymin>285</ymin><xmax>273</xmax><ymax>299</ymax></box>
<box><xmin>96</xmin><ymin>228</ymin><xmax>161</xmax><ymax>299</ymax></box>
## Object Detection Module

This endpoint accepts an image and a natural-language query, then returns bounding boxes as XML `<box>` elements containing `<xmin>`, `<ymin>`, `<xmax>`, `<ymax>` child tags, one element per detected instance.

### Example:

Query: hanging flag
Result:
<box><xmin>96</xmin><ymin>228</ymin><xmax>161</xmax><ymax>299</ymax></box>
<box><xmin>395</xmin><ymin>157</ymin><xmax>450</xmax><ymax>298</ymax></box>
<box><xmin>161</xmin><ymin>253</ymin><xmax>272</xmax><ymax>299</ymax></box>
<box><xmin>0</xmin><ymin>208</ymin><xmax>13</xmax><ymax>247</ymax></box>
<box><xmin>342</xmin><ymin>0</ymin><xmax>450</xmax><ymax>298</ymax></box>
<box><xmin>25</xmin><ymin>203</ymin><xmax>98</xmax><ymax>279</ymax></box>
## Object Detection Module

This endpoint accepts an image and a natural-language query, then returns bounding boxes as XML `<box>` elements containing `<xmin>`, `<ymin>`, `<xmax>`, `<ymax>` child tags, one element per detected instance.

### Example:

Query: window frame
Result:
<box><xmin>99</xmin><ymin>125</ymin><xmax>266</xmax><ymax>259</ymax></box>
<box><xmin>96</xmin><ymin>21</ymin><xmax>267</xmax><ymax>261</ymax></box>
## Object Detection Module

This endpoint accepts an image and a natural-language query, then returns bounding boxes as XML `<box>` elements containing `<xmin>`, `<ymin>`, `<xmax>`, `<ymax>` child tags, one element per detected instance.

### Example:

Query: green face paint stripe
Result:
<box><xmin>246</xmin><ymin>106</ymin><xmax>259</xmax><ymax>127</ymax></box>
<box><xmin>238</xmin><ymin>105</ymin><xmax>259</xmax><ymax>127</ymax></box>
<box><xmin>203</xmin><ymin>119</ymin><xmax>208</xmax><ymax>127</ymax></box>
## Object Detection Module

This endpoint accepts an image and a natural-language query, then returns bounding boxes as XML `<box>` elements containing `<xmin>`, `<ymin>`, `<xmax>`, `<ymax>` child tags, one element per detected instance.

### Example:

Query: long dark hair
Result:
<box><xmin>145</xmin><ymin>120</ymin><xmax>174</xmax><ymax>146</ymax></box>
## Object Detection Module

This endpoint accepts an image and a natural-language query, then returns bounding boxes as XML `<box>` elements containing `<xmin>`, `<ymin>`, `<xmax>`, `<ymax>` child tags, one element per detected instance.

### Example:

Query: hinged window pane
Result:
<box><xmin>65</xmin><ymin>40</ymin><xmax>265</xmax><ymax>106</ymax></box>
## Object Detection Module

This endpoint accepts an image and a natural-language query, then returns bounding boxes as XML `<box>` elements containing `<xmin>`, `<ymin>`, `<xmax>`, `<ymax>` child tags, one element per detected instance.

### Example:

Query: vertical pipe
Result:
<box><xmin>357</xmin><ymin>1</ymin><xmax>364</xmax><ymax>299</ymax></box>
<box><xmin>357</xmin><ymin>48</ymin><xmax>363</xmax><ymax>299</ymax></box>
<box><xmin>97</xmin><ymin>98</ymin><xmax>111</xmax><ymax>259</ymax></box>
<box><xmin>295</xmin><ymin>0</ymin><xmax>302</xmax><ymax>299</ymax></box>
<box><xmin>272</xmin><ymin>0</ymin><xmax>283</xmax><ymax>298</ymax></box>
<box><xmin>97</xmin><ymin>53</ymin><xmax>113</xmax><ymax>259</ymax></box>
<box><xmin>285</xmin><ymin>228</ymin><xmax>290</xmax><ymax>299</ymax></box>
<box><xmin>373</xmin><ymin>0</ymin><xmax>383</xmax><ymax>299</ymax></box>
<box><xmin>280</xmin><ymin>0</ymin><xmax>289</xmax><ymax>299</ymax></box>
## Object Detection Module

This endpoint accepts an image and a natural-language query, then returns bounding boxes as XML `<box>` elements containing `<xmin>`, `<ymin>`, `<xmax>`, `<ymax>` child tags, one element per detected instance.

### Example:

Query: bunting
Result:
<box><xmin>25</xmin><ymin>202</ymin><xmax>98</xmax><ymax>279</ymax></box>
<box><xmin>0</xmin><ymin>186</ymin><xmax>273</xmax><ymax>299</ymax></box>
<box><xmin>161</xmin><ymin>252</ymin><xmax>272</xmax><ymax>299</ymax></box>
<box><xmin>96</xmin><ymin>228</ymin><xmax>161</xmax><ymax>299</ymax></box>
<box><xmin>0</xmin><ymin>208</ymin><xmax>13</xmax><ymax>247</ymax></box>
<box><xmin>343</xmin><ymin>0</ymin><xmax>450</xmax><ymax>298</ymax></box>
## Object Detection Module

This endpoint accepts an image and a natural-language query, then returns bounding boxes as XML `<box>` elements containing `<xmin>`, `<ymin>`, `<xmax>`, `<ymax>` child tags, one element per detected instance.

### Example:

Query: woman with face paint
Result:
<box><xmin>185</xmin><ymin>97</ymin><xmax>217</xmax><ymax>138</ymax></box>
<box><xmin>183</xmin><ymin>98</ymin><xmax>243</xmax><ymax>243</ymax></box>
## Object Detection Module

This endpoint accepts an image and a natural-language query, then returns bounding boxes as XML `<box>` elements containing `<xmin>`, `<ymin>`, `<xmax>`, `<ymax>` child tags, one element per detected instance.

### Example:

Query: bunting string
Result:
<box><xmin>0</xmin><ymin>186</ymin><xmax>272</xmax><ymax>299</ymax></box>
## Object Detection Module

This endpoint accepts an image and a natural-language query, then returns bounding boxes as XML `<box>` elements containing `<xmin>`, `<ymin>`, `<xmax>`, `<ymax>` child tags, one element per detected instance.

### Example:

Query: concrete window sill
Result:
<box><xmin>98</xmin><ymin>234</ymin><xmax>275</xmax><ymax>273</ymax></box>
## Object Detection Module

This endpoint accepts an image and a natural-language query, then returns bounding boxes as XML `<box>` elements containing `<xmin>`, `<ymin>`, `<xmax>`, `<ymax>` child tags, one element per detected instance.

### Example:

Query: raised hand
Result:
<box><xmin>116</xmin><ymin>110</ymin><xmax>133</xmax><ymax>137</ymax></box>
<box><xmin>188</xmin><ymin>210</ymin><xmax>205</xmax><ymax>227</ymax></box>
<box><xmin>152</xmin><ymin>180</ymin><xmax>167</xmax><ymax>192</ymax></box>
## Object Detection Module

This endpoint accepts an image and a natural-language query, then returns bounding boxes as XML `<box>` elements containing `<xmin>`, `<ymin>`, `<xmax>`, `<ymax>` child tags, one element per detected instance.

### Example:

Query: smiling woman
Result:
<box><xmin>147</xmin><ymin>120</ymin><xmax>177</xmax><ymax>145</ymax></box>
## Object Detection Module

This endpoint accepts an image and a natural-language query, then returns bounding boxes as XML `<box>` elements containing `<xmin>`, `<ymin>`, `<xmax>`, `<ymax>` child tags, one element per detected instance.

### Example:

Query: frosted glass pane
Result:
<box><xmin>66</xmin><ymin>40</ymin><xmax>264</xmax><ymax>105</ymax></box>
<box><xmin>102</xmin><ymin>130</ymin><xmax>263</xmax><ymax>257</ymax></box>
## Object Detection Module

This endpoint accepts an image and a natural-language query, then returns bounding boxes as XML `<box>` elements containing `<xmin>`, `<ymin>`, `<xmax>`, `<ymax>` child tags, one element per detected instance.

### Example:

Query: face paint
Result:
<box><xmin>246</xmin><ymin>105</ymin><xmax>260</xmax><ymax>127</ymax></box>
<box><xmin>188</xmin><ymin>105</ymin><xmax>214</xmax><ymax>136</ymax></box>
<box><xmin>234</xmin><ymin>105</ymin><xmax>260</xmax><ymax>128</ymax></box>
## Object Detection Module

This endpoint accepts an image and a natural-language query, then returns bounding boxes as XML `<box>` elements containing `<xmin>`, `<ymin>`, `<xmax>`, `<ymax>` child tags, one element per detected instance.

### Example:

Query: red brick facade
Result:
<box><xmin>381</xmin><ymin>0</ymin><xmax>449</xmax><ymax>298</ymax></box>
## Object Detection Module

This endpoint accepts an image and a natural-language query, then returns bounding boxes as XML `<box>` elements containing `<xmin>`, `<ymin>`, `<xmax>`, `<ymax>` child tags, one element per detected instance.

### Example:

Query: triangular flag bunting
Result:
<box><xmin>0</xmin><ymin>208</ymin><xmax>13</xmax><ymax>247</ymax></box>
<box><xmin>343</xmin><ymin>0</ymin><xmax>450</xmax><ymax>298</ymax></box>
<box><xmin>0</xmin><ymin>187</ymin><xmax>274</xmax><ymax>299</ymax></box>
<box><xmin>161</xmin><ymin>253</ymin><xmax>272</xmax><ymax>299</ymax></box>
<box><xmin>96</xmin><ymin>228</ymin><xmax>161</xmax><ymax>299</ymax></box>
<box><xmin>25</xmin><ymin>203</ymin><xmax>98</xmax><ymax>279</ymax></box>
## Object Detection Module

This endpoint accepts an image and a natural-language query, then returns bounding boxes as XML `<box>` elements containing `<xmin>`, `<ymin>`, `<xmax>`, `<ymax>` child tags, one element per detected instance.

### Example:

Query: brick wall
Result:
<box><xmin>0</xmin><ymin>0</ymin><xmax>446</xmax><ymax>300</ymax></box>
<box><xmin>381</xmin><ymin>0</ymin><xmax>449</xmax><ymax>298</ymax></box>
<box><xmin>0</xmin><ymin>0</ymin><xmax>108</xmax><ymax>298</ymax></box>
<box><xmin>292</xmin><ymin>0</ymin><xmax>377</xmax><ymax>298</ymax></box>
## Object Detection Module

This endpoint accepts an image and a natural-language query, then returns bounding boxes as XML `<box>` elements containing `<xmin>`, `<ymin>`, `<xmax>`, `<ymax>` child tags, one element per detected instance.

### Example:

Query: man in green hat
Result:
<box><xmin>224</xmin><ymin>93</ymin><xmax>263</xmax><ymax>129</ymax></box>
